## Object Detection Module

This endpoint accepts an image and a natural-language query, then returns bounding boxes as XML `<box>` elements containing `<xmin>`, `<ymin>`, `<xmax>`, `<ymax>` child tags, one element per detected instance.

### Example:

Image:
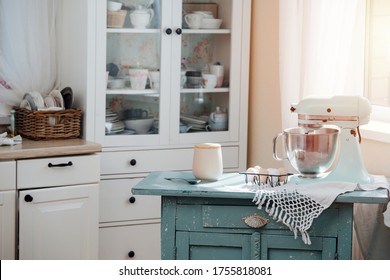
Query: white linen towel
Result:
<box><xmin>252</xmin><ymin>175</ymin><xmax>389</xmax><ymax>245</ymax></box>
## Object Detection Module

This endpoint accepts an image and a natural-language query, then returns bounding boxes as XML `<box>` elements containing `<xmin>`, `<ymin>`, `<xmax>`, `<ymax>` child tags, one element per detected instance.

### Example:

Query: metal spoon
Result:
<box><xmin>164</xmin><ymin>177</ymin><xmax>201</xmax><ymax>185</ymax></box>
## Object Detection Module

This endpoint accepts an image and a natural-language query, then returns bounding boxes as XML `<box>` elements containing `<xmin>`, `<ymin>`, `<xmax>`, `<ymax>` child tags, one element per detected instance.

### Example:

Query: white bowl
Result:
<box><xmin>124</xmin><ymin>118</ymin><xmax>154</xmax><ymax>134</ymax></box>
<box><xmin>107</xmin><ymin>78</ymin><xmax>125</xmax><ymax>89</ymax></box>
<box><xmin>201</xmin><ymin>18</ymin><xmax>222</xmax><ymax>29</ymax></box>
<box><xmin>107</xmin><ymin>1</ymin><xmax>122</xmax><ymax>12</ymax></box>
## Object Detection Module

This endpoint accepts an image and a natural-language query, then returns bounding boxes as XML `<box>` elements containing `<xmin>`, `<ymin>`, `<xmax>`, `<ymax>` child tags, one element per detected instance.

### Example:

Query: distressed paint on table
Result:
<box><xmin>133</xmin><ymin>171</ymin><xmax>389</xmax><ymax>260</ymax></box>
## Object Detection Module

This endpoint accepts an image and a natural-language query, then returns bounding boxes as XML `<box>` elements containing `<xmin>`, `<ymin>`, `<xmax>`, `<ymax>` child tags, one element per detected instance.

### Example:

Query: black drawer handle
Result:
<box><xmin>175</xmin><ymin>28</ymin><xmax>182</xmax><ymax>35</ymax></box>
<box><xmin>24</xmin><ymin>194</ymin><xmax>33</xmax><ymax>202</ymax></box>
<box><xmin>165</xmin><ymin>28</ymin><xmax>172</xmax><ymax>35</ymax></box>
<box><xmin>48</xmin><ymin>161</ymin><xmax>73</xmax><ymax>168</ymax></box>
<box><xmin>129</xmin><ymin>159</ymin><xmax>137</xmax><ymax>166</ymax></box>
<box><xmin>128</xmin><ymin>251</ymin><xmax>135</xmax><ymax>258</ymax></box>
<box><xmin>129</xmin><ymin>196</ymin><xmax>136</xmax><ymax>203</ymax></box>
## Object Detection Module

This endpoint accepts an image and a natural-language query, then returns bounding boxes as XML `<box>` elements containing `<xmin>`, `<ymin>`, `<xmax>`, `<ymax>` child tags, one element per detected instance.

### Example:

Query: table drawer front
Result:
<box><xmin>100</xmin><ymin>146</ymin><xmax>239</xmax><ymax>175</ymax></box>
<box><xmin>176</xmin><ymin>204</ymin><xmax>339</xmax><ymax>236</ymax></box>
<box><xmin>17</xmin><ymin>154</ymin><xmax>100</xmax><ymax>189</ymax></box>
<box><xmin>0</xmin><ymin>161</ymin><xmax>16</xmax><ymax>191</ymax></box>
<box><xmin>99</xmin><ymin>178</ymin><xmax>161</xmax><ymax>223</ymax></box>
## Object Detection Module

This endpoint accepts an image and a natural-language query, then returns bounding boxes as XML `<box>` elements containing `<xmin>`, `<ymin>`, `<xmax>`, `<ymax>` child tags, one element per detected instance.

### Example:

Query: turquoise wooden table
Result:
<box><xmin>132</xmin><ymin>171</ymin><xmax>389</xmax><ymax>260</ymax></box>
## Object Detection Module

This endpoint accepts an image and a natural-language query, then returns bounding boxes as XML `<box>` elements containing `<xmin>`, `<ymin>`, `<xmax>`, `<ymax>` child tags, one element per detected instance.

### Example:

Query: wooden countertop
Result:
<box><xmin>133</xmin><ymin>171</ymin><xmax>390</xmax><ymax>204</ymax></box>
<box><xmin>0</xmin><ymin>138</ymin><xmax>101</xmax><ymax>160</ymax></box>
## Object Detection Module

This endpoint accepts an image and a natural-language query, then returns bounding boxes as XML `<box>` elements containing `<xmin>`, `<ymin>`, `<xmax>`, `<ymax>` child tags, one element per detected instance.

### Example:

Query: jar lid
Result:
<box><xmin>186</xmin><ymin>71</ymin><xmax>202</xmax><ymax>77</ymax></box>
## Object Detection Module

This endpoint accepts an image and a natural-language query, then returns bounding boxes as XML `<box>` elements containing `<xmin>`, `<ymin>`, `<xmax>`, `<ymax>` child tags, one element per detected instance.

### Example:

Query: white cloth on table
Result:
<box><xmin>252</xmin><ymin>175</ymin><xmax>389</xmax><ymax>245</ymax></box>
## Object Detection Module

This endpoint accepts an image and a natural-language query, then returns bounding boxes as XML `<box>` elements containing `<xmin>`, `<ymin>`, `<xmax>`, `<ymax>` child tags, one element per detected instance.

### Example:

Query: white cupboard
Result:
<box><xmin>91</xmin><ymin>0</ymin><xmax>251</xmax><ymax>259</ymax></box>
<box><xmin>16</xmin><ymin>154</ymin><xmax>100</xmax><ymax>260</ymax></box>
<box><xmin>18</xmin><ymin>184</ymin><xmax>98</xmax><ymax>260</ymax></box>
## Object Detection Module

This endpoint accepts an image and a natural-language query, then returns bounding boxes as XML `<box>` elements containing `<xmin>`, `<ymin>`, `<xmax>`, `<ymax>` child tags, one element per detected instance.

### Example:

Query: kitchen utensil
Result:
<box><xmin>184</xmin><ymin>13</ymin><xmax>203</xmax><ymax>29</ymax></box>
<box><xmin>128</xmin><ymin>68</ymin><xmax>152</xmax><ymax>90</ymax></box>
<box><xmin>107</xmin><ymin>1</ymin><xmax>122</xmax><ymax>12</ymax></box>
<box><xmin>201</xmin><ymin>18</ymin><xmax>222</xmax><ymax>29</ymax></box>
<box><xmin>164</xmin><ymin>177</ymin><xmax>201</xmax><ymax>185</ymax></box>
<box><xmin>276</xmin><ymin>95</ymin><xmax>373</xmax><ymax>184</ymax></box>
<box><xmin>129</xmin><ymin>6</ymin><xmax>154</xmax><ymax>28</ymax></box>
<box><xmin>60</xmin><ymin>87</ymin><xmax>74</xmax><ymax>109</ymax></box>
<box><xmin>209</xmin><ymin>64</ymin><xmax>224</xmax><ymax>87</ymax></box>
<box><xmin>124</xmin><ymin>117</ymin><xmax>154</xmax><ymax>134</ymax></box>
<box><xmin>202</xmin><ymin>73</ymin><xmax>217</xmax><ymax>89</ymax></box>
<box><xmin>192</xmin><ymin>143</ymin><xmax>223</xmax><ymax>181</ymax></box>
<box><xmin>273</xmin><ymin>126</ymin><xmax>340</xmax><ymax>178</ymax></box>
<box><xmin>208</xmin><ymin>106</ymin><xmax>228</xmax><ymax>131</ymax></box>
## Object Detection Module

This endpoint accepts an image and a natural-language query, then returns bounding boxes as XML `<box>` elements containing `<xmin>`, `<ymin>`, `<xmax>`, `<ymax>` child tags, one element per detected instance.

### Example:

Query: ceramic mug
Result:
<box><xmin>124</xmin><ymin>108</ymin><xmax>148</xmax><ymax>119</ymax></box>
<box><xmin>184</xmin><ymin>13</ymin><xmax>203</xmax><ymax>29</ymax></box>
<box><xmin>128</xmin><ymin>69</ymin><xmax>152</xmax><ymax>90</ymax></box>
<box><xmin>202</xmin><ymin>73</ymin><xmax>217</xmax><ymax>89</ymax></box>
<box><xmin>192</xmin><ymin>143</ymin><xmax>223</xmax><ymax>181</ymax></box>
<box><xmin>209</xmin><ymin>64</ymin><xmax>224</xmax><ymax>87</ymax></box>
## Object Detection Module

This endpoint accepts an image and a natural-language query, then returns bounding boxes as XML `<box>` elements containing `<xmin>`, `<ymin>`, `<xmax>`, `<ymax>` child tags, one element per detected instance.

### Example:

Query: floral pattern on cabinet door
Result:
<box><xmin>107</xmin><ymin>34</ymin><xmax>214</xmax><ymax>72</ymax></box>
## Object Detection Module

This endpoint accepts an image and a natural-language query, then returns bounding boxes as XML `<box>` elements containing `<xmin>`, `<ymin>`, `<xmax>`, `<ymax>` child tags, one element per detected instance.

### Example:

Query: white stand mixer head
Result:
<box><xmin>287</xmin><ymin>95</ymin><xmax>373</xmax><ymax>184</ymax></box>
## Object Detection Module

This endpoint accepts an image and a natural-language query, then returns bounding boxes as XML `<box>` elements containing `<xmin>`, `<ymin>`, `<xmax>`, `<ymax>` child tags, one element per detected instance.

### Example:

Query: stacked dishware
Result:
<box><xmin>105</xmin><ymin>109</ymin><xmax>125</xmax><ymax>134</ymax></box>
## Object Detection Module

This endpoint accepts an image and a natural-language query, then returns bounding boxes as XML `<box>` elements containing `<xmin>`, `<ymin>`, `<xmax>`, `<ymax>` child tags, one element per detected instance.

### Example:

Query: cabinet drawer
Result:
<box><xmin>99</xmin><ymin>178</ymin><xmax>160</xmax><ymax>223</ymax></box>
<box><xmin>176</xmin><ymin>204</ymin><xmax>340</xmax><ymax>236</ymax></box>
<box><xmin>99</xmin><ymin>223</ymin><xmax>161</xmax><ymax>260</ymax></box>
<box><xmin>0</xmin><ymin>161</ymin><xmax>16</xmax><ymax>191</ymax></box>
<box><xmin>17</xmin><ymin>154</ymin><xmax>100</xmax><ymax>189</ymax></box>
<box><xmin>100</xmin><ymin>146</ymin><xmax>239</xmax><ymax>175</ymax></box>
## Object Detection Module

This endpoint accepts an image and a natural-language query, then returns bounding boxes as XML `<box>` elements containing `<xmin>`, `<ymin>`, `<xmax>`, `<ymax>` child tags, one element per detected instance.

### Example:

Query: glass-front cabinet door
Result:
<box><xmin>95</xmin><ymin>0</ymin><xmax>244</xmax><ymax>147</ymax></box>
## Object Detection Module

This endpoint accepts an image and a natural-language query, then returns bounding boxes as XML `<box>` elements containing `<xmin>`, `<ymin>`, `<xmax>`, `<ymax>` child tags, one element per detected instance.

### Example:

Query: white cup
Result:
<box><xmin>185</xmin><ymin>13</ymin><xmax>203</xmax><ymax>29</ymax></box>
<box><xmin>209</xmin><ymin>64</ymin><xmax>224</xmax><ymax>87</ymax></box>
<box><xmin>192</xmin><ymin>143</ymin><xmax>223</xmax><ymax>181</ymax></box>
<box><xmin>128</xmin><ymin>69</ymin><xmax>151</xmax><ymax>90</ymax></box>
<box><xmin>193</xmin><ymin>11</ymin><xmax>214</xmax><ymax>19</ymax></box>
<box><xmin>202</xmin><ymin>73</ymin><xmax>217</xmax><ymax>89</ymax></box>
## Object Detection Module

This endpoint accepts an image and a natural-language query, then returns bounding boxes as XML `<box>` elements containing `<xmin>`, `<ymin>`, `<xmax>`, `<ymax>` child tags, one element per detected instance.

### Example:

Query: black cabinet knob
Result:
<box><xmin>165</xmin><ymin>28</ymin><xmax>172</xmax><ymax>35</ymax></box>
<box><xmin>175</xmin><ymin>28</ymin><xmax>182</xmax><ymax>35</ymax></box>
<box><xmin>128</xmin><ymin>251</ymin><xmax>135</xmax><ymax>258</ymax></box>
<box><xmin>24</xmin><ymin>194</ymin><xmax>33</xmax><ymax>202</ymax></box>
<box><xmin>130</xmin><ymin>159</ymin><xmax>137</xmax><ymax>166</ymax></box>
<box><xmin>129</xmin><ymin>196</ymin><xmax>136</xmax><ymax>203</ymax></box>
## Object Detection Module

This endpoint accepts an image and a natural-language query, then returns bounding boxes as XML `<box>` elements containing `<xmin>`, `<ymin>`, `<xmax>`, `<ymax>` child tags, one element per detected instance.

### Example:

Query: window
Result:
<box><xmin>365</xmin><ymin>0</ymin><xmax>390</xmax><ymax>123</ymax></box>
<box><xmin>363</xmin><ymin>0</ymin><xmax>390</xmax><ymax>142</ymax></box>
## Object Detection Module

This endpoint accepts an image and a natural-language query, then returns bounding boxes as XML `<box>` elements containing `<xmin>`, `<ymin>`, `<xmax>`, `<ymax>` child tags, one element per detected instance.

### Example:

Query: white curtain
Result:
<box><xmin>0</xmin><ymin>0</ymin><xmax>59</xmax><ymax>113</ymax></box>
<box><xmin>279</xmin><ymin>0</ymin><xmax>366</xmax><ymax>129</ymax></box>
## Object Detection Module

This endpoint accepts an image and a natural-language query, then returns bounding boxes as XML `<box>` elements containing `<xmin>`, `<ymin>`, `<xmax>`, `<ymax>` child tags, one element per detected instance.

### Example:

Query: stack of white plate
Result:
<box><xmin>105</xmin><ymin>109</ymin><xmax>125</xmax><ymax>135</ymax></box>
<box><xmin>180</xmin><ymin>115</ymin><xmax>208</xmax><ymax>131</ymax></box>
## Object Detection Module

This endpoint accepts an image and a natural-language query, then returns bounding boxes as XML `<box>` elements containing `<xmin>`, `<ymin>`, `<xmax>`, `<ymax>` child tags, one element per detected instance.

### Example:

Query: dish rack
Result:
<box><xmin>14</xmin><ymin>108</ymin><xmax>82</xmax><ymax>140</ymax></box>
<box><xmin>239</xmin><ymin>172</ymin><xmax>294</xmax><ymax>187</ymax></box>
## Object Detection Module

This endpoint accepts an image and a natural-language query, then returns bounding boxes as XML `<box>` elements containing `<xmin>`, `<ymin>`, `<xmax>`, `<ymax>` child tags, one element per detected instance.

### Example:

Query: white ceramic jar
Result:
<box><xmin>192</xmin><ymin>143</ymin><xmax>223</xmax><ymax>181</ymax></box>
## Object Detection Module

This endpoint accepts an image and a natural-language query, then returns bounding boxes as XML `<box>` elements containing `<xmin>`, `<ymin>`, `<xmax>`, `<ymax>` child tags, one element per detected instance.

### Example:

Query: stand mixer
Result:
<box><xmin>273</xmin><ymin>95</ymin><xmax>373</xmax><ymax>184</ymax></box>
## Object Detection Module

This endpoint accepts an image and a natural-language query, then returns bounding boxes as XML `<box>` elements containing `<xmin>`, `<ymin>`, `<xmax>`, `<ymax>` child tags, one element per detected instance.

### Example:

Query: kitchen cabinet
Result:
<box><xmin>0</xmin><ymin>161</ymin><xmax>16</xmax><ymax>260</ymax></box>
<box><xmin>132</xmin><ymin>171</ymin><xmax>390</xmax><ymax>260</ymax></box>
<box><xmin>93</xmin><ymin>0</ymin><xmax>251</xmax><ymax>259</ymax></box>
<box><xmin>16</xmin><ymin>154</ymin><xmax>100</xmax><ymax>260</ymax></box>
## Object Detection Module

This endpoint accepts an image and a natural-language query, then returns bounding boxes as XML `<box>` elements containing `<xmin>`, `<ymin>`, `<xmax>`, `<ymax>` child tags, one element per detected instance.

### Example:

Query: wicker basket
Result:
<box><xmin>107</xmin><ymin>10</ymin><xmax>127</xmax><ymax>28</ymax></box>
<box><xmin>15</xmin><ymin>108</ymin><xmax>82</xmax><ymax>140</ymax></box>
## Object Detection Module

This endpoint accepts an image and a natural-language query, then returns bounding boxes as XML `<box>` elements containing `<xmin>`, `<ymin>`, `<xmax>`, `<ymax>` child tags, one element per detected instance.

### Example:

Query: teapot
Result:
<box><xmin>208</xmin><ymin>106</ymin><xmax>228</xmax><ymax>131</ymax></box>
<box><xmin>129</xmin><ymin>6</ymin><xmax>154</xmax><ymax>29</ymax></box>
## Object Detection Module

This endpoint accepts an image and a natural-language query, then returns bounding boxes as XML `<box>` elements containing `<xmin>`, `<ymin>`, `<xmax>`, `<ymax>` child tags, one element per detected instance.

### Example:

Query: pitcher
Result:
<box><xmin>130</xmin><ymin>6</ymin><xmax>154</xmax><ymax>28</ymax></box>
